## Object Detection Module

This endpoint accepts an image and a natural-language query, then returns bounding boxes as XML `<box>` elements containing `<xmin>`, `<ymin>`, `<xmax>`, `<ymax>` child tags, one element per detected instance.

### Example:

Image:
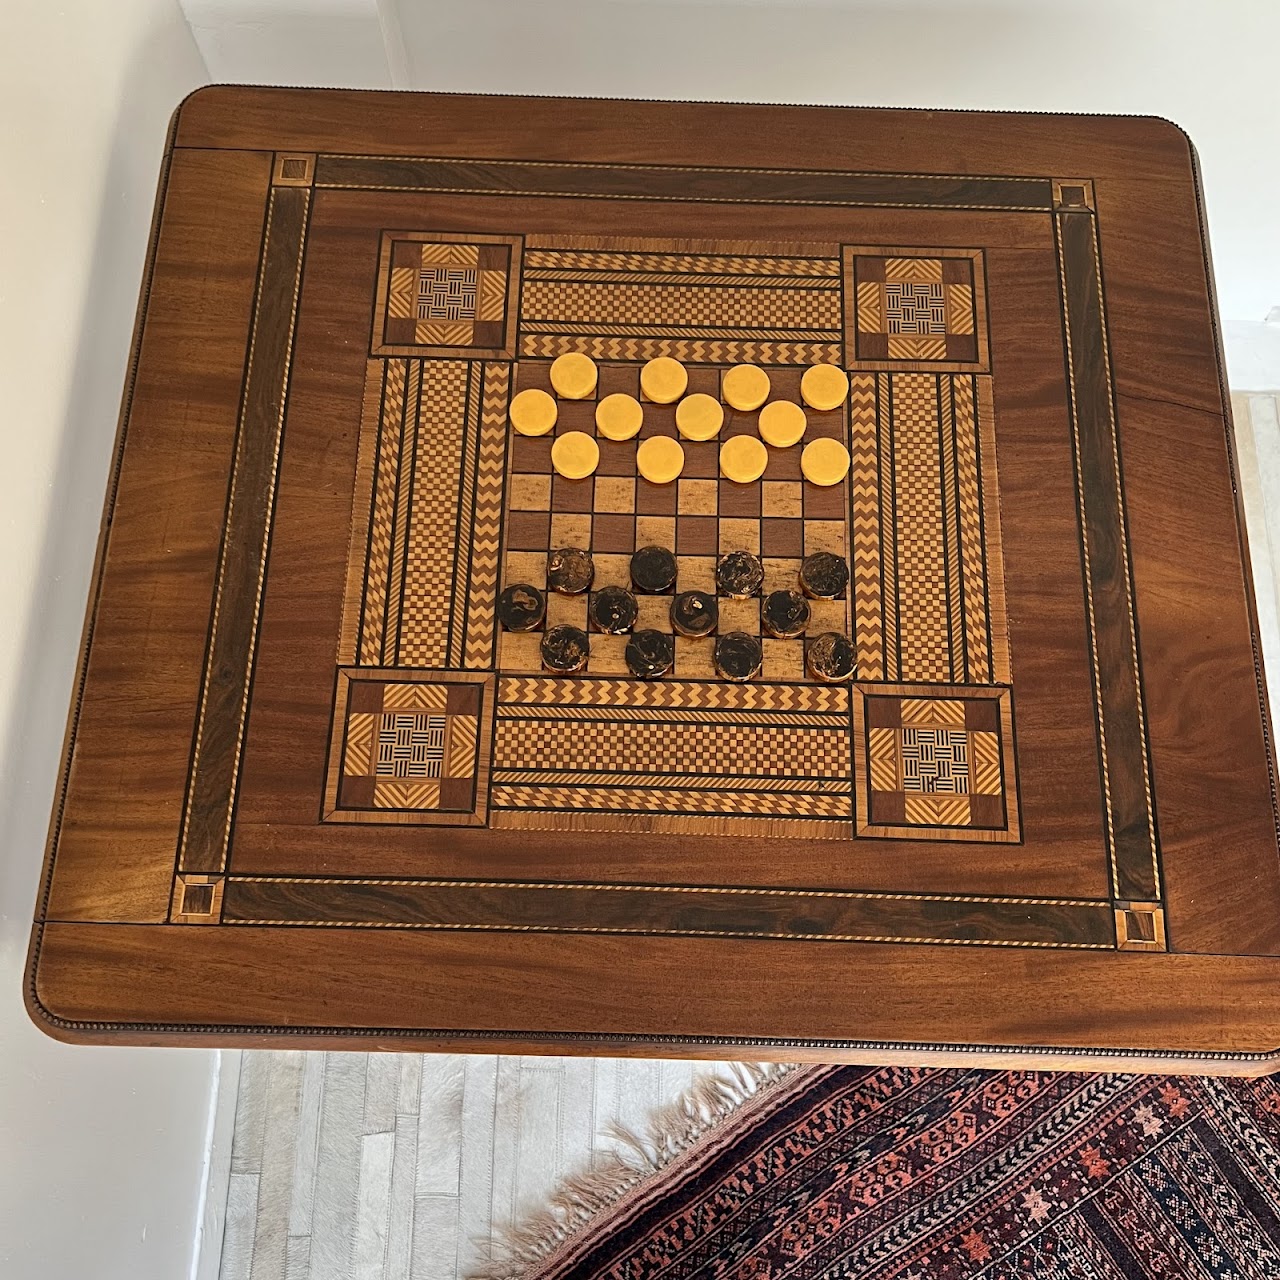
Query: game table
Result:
<box><xmin>26</xmin><ymin>88</ymin><xmax>1280</xmax><ymax>1072</ymax></box>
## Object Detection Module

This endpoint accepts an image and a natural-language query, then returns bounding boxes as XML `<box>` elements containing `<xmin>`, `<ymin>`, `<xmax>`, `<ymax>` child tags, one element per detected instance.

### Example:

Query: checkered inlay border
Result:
<box><xmin>854</xmin><ymin>682</ymin><xmax>1019</xmax><ymax>841</ymax></box>
<box><xmin>373</xmin><ymin>232</ymin><xmax>522</xmax><ymax>358</ymax></box>
<box><xmin>843</xmin><ymin>246</ymin><xmax>989</xmax><ymax>372</ymax></box>
<box><xmin>324</xmin><ymin>668</ymin><xmax>493</xmax><ymax>825</ymax></box>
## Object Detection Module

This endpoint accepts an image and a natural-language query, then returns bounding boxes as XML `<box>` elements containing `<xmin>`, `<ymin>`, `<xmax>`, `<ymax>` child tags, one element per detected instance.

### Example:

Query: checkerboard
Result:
<box><xmin>499</xmin><ymin>360</ymin><xmax>852</xmax><ymax>680</ymax></box>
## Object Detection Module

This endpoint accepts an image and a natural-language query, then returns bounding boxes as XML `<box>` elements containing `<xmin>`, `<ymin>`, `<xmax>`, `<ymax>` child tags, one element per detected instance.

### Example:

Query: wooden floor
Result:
<box><xmin>216</xmin><ymin>1051</ymin><xmax>734</xmax><ymax>1280</ymax></box>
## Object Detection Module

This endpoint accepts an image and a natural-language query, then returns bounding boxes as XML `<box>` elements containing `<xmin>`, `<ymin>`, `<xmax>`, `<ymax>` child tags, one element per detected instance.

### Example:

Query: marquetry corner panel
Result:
<box><xmin>144</xmin><ymin>148</ymin><xmax>1166</xmax><ymax>956</ymax></box>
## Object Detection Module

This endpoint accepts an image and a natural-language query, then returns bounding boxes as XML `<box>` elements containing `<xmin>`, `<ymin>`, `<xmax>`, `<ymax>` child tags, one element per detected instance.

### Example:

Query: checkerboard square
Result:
<box><xmin>719</xmin><ymin>597</ymin><xmax>761</xmax><ymax>634</ymax></box>
<box><xmin>677</xmin><ymin>556</ymin><xmax>716</xmax><ymax>593</ymax></box>
<box><xmin>806</xmin><ymin>410</ymin><xmax>845</xmax><ymax>441</ymax></box>
<box><xmin>507</xmin><ymin>510</ymin><xmax>551</xmax><ymax>551</ymax></box>
<box><xmin>807</xmin><ymin>598</ymin><xmax>849</xmax><ymax>632</ymax></box>
<box><xmin>515</xmin><ymin>362</ymin><xmax>554</xmax><ymax>394</ymax></box>
<box><xmin>719</xmin><ymin>518</ymin><xmax>760</xmax><ymax>555</ymax></box>
<box><xmin>550</xmin><ymin>512</ymin><xmax>592</xmax><ymax>548</ymax></box>
<box><xmin>721</xmin><ymin>411</ymin><xmax>759</xmax><ymax>440</ymax></box>
<box><xmin>597</xmin><ymin>440</ymin><xmax>637</xmax><ymax>476</ymax></box>
<box><xmin>500</xmin><ymin>630</ymin><xmax>544</xmax><ymax>672</ymax></box>
<box><xmin>678</xmin><ymin>479</ymin><xmax>718</xmax><ymax>516</ymax></box>
<box><xmin>636</xmin><ymin>516</ymin><xmax>676</xmax><ymax>549</ymax></box>
<box><xmin>640</xmin><ymin>405</ymin><xmax>677</xmax><ymax>435</ymax></box>
<box><xmin>592</xmin><ymin>553</ymin><xmax>633</xmax><ymax>590</ymax></box>
<box><xmin>592</xmin><ymin>513</ymin><xmax>634</xmax><ymax>553</ymax></box>
<box><xmin>552</xmin><ymin>475</ymin><xmax>594</xmax><ymax>513</ymax></box>
<box><xmin>762</xmin><ymin>482</ymin><xmax>803</xmax><ymax>519</ymax></box>
<box><xmin>509</xmin><ymin>474</ymin><xmax>552</xmax><ymax>511</ymax></box>
<box><xmin>594</xmin><ymin>476</ymin><xmax>636</xmax><ymax>514</ymax></box>
<box><xmin>511</xmin><ymin>436</ymin><xmax>553</xmax><ymax>472</ymax></box>
<box><xmin>763</xmin><ymin>445</ymin><xmax>803</xmax><ymax>481</ymax></box>
<box><xmin>677</xmin><ymin>516</ymin><xmax>717</xmax><ymax>554</ymax></box>
<box><xmin>804</xmin><ymin>520</ymin><xmax>846</xmax><ymax>557</ymax></box>
<box><xmin>636</xmin><ymin>479</ymin><xmax>678</xmax><ymax>515</ymax></box>
<box><xmin>803</xmin><ymin>482</ymin><xmax>847</xmax><ymax>520</ymax></box>
<box><xmin>634</xmin><ymin>593</ymin><xmax>673</xmax><ymax>631</ymax></box>
<box><xmin>761</xmin><ymin>518</ymin><xmax>803</xmax><ymax>557</ymax></box>
<box><xmin>675</xmin><ymin>635</ymin><xmax>715</xmax><ymax>677</ymax></box>
<box><xmin>761</xmin><ymin>637</ymin><xmax>805</xmax><ymax>681</ymax></box>
<box><xmin>546</xmin><ymin>592</ymin><xmax>588</xmax><ymax>630</ymax></box>
<box><xmin>503</xmin><ymin>550</ymin><xmax>546</xmax><ymax>590</ymax></box>
<box><xmin>681</xmin><ymin>442</ymin><xmax>719</xmax><ymax>479</ymax></box>
<box><xmin>762</xmin><ymin>557</ymin><xmax>802</xmax><ymax>594</ymax></box>
<box><xmin>596</xmin><ymin>364</ymin><xmax>639</xmax><ymax>397</ymax></box>
<box><xmin>555</xmin><ymin>400</ymin><xmax>597</xmax><ymax>434</ymax></box>
<box><xmin>719</xmin><ymin>479</ymin><xmax>761</xmax><ymax>518</ymax></box>
<box><xmin>589</xmin><ymin>633</ymin><xmax>630</xmax><ymax>674</ymax></box>
<box><xmin>685</xmin><ymin>368</ymin><xmax>720</xmax><ymax>396</ymax></box>
<box><xmin>768</xmin><ymin>368</ymin><xmax>803</xmax><ymax>400</ymax></box>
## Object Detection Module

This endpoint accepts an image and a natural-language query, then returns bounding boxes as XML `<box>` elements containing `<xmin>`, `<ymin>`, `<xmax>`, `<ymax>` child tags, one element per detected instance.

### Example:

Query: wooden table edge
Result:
<box><xmin>24</xmin><ymin>90</ymin><xmax>1280</xmax><ymax>1073</ymax></box>
<box><xmin>24</xmin><ymin>920</ymin><xmax>1280</xmax><ymax>1074</ymax></box>
<box><xmin>24</xmin><ymin>984</ymin><xmax>1280</xmax><ymax>1079</ymax></box>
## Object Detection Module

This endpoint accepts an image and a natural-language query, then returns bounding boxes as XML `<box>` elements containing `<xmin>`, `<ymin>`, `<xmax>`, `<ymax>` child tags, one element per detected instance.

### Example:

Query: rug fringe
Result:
<box><xmin>468</xmin><ymin>1061</ymin><xmax>798</xmax><ymax>1280</ymax></box>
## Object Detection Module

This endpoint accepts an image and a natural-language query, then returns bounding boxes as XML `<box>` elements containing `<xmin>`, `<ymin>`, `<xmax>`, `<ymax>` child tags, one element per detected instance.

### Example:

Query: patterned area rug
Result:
<box><xmin>484</xmin><ymin>1065</ymin><xmax>1280</xmax><ymax>1279</ymax></box>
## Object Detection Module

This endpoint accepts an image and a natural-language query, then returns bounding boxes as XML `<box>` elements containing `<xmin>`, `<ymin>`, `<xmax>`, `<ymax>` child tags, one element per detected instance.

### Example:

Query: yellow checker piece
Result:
<box><xmin>509</xmin><ymin>388</ymin><xmax>557</xmax><ymax>437</ymax></box>
<box><xmin>722</xmin><ymin>364</ymin><xmax>771</xmax><ymax>412</ymax></box>
<box><xmin>551</xmin><ymin>431</ymin><xmax>600</xmax><ymax>479</ymax></box>
<box><xmin>757</xmin><ymin>400</ymin><xmax>807</xmax><ymax>448</ymax></box>
<box><xmin>595</xmin><ymin>393</ymin><xmax>644</xmax><ymax>441</ymax></box>
<box><xmin>675</xmin><ymin>393</ymin><xmax>724</xmax><ymax>441</ymax></box>
<box><xmin>636</xmin><ymin>435</ymin><xmax>685</xmax><ymax>484</ymax></box>
<box><xmin>720</xmin><ymin>435</ymin><xmax>768</xmax><ymax>484</ymax></box>
<box><xmin>800</xmin><ymin>364</ymin><xmax>850</xmax><ymax>412</ymax></box>
<box><xmin>640</xmin><ymin>356</ymin><xmax>688</xmax><ymax>404</ymax></box>
<box><xmin>550</xmin><ymin>352</ymin><xmax>598</xmax><ymax>399</ymax></box>
<box><xmin>801</xmin><ymin>437</ymin><xmax>851</xmax><ymax>486</ymax></box>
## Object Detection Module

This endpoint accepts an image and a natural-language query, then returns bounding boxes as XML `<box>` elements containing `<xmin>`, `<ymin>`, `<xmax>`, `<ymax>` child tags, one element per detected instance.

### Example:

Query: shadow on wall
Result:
<box><xmin>0</xmin><ymin>10</ymin><xmax>217</xmax><ymax>1280</ymax></box>
<box><xmin>0</xmin><ymin>25</ymin><xmax>205</xmax><ymax>934</ymax></box>
<box><xmin>393</xmin><ymin>0</ymin><xmax>1095</xmax><ymax>101</ymax></box>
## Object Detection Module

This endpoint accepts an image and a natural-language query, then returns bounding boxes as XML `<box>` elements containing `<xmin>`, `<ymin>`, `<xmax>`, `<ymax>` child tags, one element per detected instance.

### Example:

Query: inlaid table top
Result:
<box><xmin>27</xmin><ymin>88</ymin><xmax>1280</xmax><ymax>1073</ymax></box>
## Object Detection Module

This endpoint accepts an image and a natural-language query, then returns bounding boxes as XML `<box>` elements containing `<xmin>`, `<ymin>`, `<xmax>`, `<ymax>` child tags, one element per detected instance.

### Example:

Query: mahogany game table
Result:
<box><xmin>26</xmin><ymin>88</ymin><xmax>1280</xmax><ymax>1072</ymax></box>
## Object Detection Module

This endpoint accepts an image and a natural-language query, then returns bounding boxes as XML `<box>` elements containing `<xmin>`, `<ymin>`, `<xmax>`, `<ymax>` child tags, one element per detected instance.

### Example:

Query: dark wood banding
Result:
<box><xmin>314</xmin><ymin>154</ymin><xmax>1054</xmax><ymax>212</ymax></box>
<box><xmin>1056</xmin><ymin>210</ymin><xmax>1160</xmax><ymax>902</ymax></box>
<box><xmin>221</xmin><ymin>877</ymin><xmax>1117</xmax><ymax>949</ymax></box>
<box><xmin>178</xmin><ymin>184</ymin><xmax>311</xmax><ymax>875</ymax></box>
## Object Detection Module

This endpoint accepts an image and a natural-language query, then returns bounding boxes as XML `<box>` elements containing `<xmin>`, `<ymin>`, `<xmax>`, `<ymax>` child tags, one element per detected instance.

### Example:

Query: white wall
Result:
<box><xmin>187</xmin><ymin>0</ymin><xmax>1280</xmax><ymax>355</ymax></box>
<box><xmin>405</xmin><ymin>0</ymin><xmax>1280</xmax><ymax>337</ymax></box>
<box><xmin>0</xmin><ymin>4</ymin><xmax>216</xmax><ymax>1279</ymax></box>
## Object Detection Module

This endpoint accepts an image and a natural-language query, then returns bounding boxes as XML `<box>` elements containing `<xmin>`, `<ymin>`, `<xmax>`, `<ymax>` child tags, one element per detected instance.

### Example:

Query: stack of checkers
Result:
<box><xmin>499</xmin><ymin>354</ymin><xmax>857</xmax><ymax>683</ymax></box>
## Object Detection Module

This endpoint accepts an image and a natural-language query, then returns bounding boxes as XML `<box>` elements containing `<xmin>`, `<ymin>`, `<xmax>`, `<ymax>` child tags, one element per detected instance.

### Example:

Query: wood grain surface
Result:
<box><xmin>26</xmin><ymin>88</ymin><xmax>1280</xmax><ymax>1069</ymax></box>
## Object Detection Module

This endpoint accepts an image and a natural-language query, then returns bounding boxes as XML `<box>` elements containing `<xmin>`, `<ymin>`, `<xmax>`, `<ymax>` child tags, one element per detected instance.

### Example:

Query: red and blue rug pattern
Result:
<box><xmin>538</xmin><ymin>1066</ymin><xmax>1280</xmax><ymax>1279</ymax></box>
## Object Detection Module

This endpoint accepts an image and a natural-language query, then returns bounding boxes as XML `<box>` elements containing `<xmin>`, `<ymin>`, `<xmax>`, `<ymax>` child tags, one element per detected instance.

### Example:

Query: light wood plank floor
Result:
<box><xmin>217</xmin><ymin>1052</ymin><xmax>730</xmax><ymax>1280</ymax></box>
